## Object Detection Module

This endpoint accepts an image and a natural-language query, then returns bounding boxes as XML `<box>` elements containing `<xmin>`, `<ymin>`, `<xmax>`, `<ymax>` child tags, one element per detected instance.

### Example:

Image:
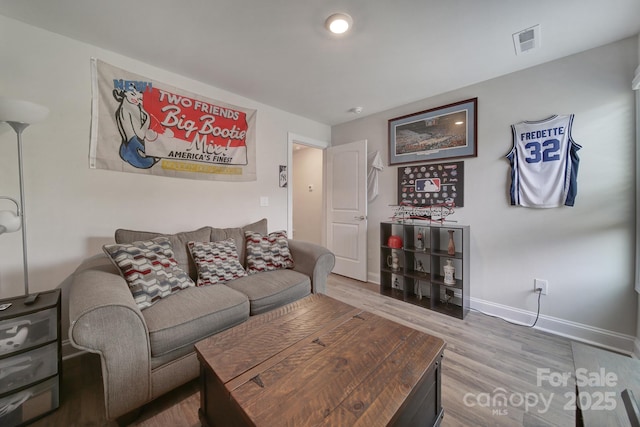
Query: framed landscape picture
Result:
<box><xmin>388</xmin><ymin>98</ymin><xmax>477</xmax><ymax>165</ymax></box>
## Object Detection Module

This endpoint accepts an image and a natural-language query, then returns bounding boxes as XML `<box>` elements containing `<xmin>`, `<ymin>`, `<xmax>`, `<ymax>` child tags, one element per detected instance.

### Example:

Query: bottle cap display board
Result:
<box><xmin>397</xmin><ymin>161</ymin><xmax>464</xmax><ymax>207</ymax></box>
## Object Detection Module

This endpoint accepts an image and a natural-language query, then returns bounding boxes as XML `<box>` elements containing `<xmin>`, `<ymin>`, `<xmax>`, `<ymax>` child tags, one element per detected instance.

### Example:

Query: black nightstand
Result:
<box><xmin>0</xmin><ymin>289</ymin><xmax>61</xmax><ymax>426</ymax></box>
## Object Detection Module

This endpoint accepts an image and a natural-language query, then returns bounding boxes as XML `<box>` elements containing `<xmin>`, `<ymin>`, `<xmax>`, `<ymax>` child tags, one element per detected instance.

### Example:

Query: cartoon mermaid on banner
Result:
<box><xmin>90</xmin><ymin>59</ymin><xmax>257</xmax><ymax>181</ymax></box>
<box><xmin>112</xmin><ymin>86</ymin><xmax>159</xmax><ymax>168</ymax></box>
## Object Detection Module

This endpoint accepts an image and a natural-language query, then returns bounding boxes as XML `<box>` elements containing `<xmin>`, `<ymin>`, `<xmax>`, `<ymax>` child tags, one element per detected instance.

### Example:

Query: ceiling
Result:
<box><xmin>1</xmin><ymin>0</ymin><xmax>639</xmax><ymax>126</ymax></box>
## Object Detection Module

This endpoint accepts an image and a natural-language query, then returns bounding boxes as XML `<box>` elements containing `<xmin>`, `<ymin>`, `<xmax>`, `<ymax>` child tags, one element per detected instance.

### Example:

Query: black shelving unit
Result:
<box><xmin>380</xmin><ymin>222</ymin><xmax>469</xmax><ymax>319</ymax></box>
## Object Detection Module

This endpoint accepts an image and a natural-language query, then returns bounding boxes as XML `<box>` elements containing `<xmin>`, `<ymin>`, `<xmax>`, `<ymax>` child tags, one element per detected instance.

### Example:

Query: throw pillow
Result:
<box><xmin>103</xmin><ymin>237</ymin><xmax>195</xmax><ymax>310</ymax></box>
<box><xmin>188</xmin><ymin>239</ymin><xmax>247</xmax><ymax>286</ymax></box>
<box><xmin>245</xmin><ymin>230</ymin><xmax>294</xmax><ymax>274</ymax></box>
<box><xmin>114</xmin><ymin>227</ymin><xmax>212</xmax><ymax>281</ymax></box>
<box><xmin>210</xmin><ymin>218</ymin><xmax>268</xmax><ymax>267</ymax></box>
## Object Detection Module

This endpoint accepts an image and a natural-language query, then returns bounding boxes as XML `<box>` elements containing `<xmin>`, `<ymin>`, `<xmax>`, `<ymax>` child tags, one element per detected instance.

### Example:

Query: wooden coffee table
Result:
<box><xmin>195</xmin><ymin>294</ymin><xmax>445</xmax><ymax>426</ymax></box>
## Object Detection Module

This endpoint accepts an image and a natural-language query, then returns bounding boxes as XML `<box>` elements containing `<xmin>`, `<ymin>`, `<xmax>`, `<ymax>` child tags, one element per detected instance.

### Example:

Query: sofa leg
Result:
<box><xmin>116</xmin><ymin>407</ymin><xmax>142</xmax><ymax>427</ymax></box>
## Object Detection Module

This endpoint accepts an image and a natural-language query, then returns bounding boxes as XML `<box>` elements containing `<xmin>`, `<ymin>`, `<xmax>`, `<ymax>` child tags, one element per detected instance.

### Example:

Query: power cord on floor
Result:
<box><xmin>470</xmin><ymin>288</ymin><xmax>542</xmax><ymax>328</ymax></box>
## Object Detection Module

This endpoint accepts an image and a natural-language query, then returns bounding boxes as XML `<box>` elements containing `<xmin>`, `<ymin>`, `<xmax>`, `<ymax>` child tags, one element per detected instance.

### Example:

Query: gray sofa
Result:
<box><xmin>67</xmin><ymin>219</ymin><xmax>335</xmax><ymax>421</ymax></box>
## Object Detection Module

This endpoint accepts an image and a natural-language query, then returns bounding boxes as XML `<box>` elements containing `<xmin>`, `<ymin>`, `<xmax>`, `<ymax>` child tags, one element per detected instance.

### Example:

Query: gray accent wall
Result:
<box><xmin>333</xmin><ymin>36</ymin><xmax>639</xmax><ymax>350</ymax></box>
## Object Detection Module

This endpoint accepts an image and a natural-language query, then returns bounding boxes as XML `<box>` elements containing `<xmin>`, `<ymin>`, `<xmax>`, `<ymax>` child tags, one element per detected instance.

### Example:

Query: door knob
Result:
<box><xmin>354</xmin><ymin>215</ymin><xmax>366</xmax><ymax>221</ymax></box>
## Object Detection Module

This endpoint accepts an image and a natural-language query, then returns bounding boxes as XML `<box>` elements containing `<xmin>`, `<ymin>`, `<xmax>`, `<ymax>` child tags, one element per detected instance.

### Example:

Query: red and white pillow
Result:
<box><xmin>188</xmin><ymin>239</ymin><xmax>247</xmax><ymax>286</ymax></box>
<box><xmin>103</xmin><ymin>237</ymin><xmax>194</xmax><ymax>310</ymax></box>
<box><xmin>244</xmin><ymin>231</ymin><xmax>294</xmax><ymax>274</ymax></box>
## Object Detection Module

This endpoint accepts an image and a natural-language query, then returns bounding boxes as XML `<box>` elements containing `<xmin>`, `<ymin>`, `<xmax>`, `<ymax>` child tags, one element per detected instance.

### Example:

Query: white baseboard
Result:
<box><xmin>364</xmin><ymin>274</ymin><xmax>637</xmax><ymax>355</ymax></box>
<box><xmin>470</xmin><ymin>296</ymin><xmax>636</xmax><ymax>355</ymax></box>
<box><xmin>368</xmin><ymin>272</ymin><xmax>380</xmax><ymax>284</ymax></box>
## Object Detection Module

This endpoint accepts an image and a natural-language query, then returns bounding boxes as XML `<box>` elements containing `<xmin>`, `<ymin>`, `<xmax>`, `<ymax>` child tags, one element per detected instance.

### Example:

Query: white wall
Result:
<box><xmin>292</xmin><ymin>147</ymin><xmax>323</xmax><ymax>244</ymax></box>
<box><xmin>635</xmin><ymin>32</ymin><xmax>640</xmax><ymax>353</ymax></box>
<box><xmin>333</xmin><ymin>37</ymin><xmax>639</xmax><ymax>349</ymax></box>
<box><xmin>0</xmin><ymin>15</ymin><xmax>330</xmax><ymax>301</ymax></box>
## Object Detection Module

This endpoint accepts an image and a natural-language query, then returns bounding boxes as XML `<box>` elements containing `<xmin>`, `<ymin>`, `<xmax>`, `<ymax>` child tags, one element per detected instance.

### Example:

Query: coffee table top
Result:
<box><xmin>195</xmin><ymin>294</ymin><xmax>445</xmax><ymax>426</ymax></box>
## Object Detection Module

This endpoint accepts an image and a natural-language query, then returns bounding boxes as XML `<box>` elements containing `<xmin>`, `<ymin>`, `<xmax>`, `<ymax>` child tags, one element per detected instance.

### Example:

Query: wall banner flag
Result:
<box><xmin>89</xmin><ymin>58</ymin><xmax>257</xmax><ymax>181</ymax></box>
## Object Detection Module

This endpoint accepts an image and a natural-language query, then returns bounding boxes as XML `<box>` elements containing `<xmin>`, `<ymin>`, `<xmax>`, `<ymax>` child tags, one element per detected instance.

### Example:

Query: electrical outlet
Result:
<box><xmin>534</xmin><ymin>278</ymin><xmax>548</xmax><ymax>295</ymax></box>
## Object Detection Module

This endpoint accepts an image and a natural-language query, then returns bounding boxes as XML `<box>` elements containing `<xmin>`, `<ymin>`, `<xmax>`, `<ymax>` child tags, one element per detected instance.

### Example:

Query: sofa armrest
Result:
<box><xmin>68</xmin><ymin>254</ymin><xmax>151</xmax><ymax>420</ymax></box>
<box><xmin>288</xmin><ymin>240</ymin><xmax>335</xmax><ymax>294</ymax></box>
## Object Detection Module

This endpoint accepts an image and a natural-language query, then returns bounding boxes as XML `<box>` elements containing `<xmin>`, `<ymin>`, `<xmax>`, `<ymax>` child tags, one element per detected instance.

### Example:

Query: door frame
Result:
<box><xmin>287</xmin><ymin>132</ymin><xmax>329</xmax><ymax>242</ymax></box>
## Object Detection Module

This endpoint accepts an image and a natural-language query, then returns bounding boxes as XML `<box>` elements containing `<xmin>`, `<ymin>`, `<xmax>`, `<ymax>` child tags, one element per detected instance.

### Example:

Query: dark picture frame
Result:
<box><xmin>397</xmin><ymin>161</ymin><xmax>464</xmax><ymax>207</ymax></box>
<box><xmin>388</xmin><ymin>98</ymin><xmax>477</xmax><ymax>165</ymax></box>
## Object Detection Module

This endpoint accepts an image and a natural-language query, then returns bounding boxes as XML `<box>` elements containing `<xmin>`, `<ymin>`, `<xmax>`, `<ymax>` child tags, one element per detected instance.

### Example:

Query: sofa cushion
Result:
<box><xmin>103</xmin><ymin>237</ymin><xmax>195</xmax><ymax>310</ymax></box>
<box><xmin>210</xmin><ymin>218</ymin><xmax>267</xmax><ymax>267</ymax></box>
<box><xmin>225</xmin><ymin>269</ymin><xmax>310</xmax><ymax>315</ymax></box>
<box><xmin>143</xmin><ymin>285</ymin><xmax>249</xmax><ymax>358</ymax></box>
<box><xmin>245</xmin><ymin>230</ymin><xmax>294</xmax><ymax>274</ymax></box>
<box><xmin>115</xmin><ymin>226</ymin><xmax>212</xmax><ymax>281</ymax></box>
<box><xmin>188</xmin><ymin>239</ymin><xmax>247</xmax><ymax>286</ymax></box>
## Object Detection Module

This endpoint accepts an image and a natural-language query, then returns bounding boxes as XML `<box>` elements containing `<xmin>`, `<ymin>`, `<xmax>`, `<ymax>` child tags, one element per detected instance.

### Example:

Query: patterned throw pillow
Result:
<box><xmin>245</xmin><ymin>230</ymin><xmax>294</xmax><ymax>274</ymax></box>
<box><xmin>103</xmin><ymin>237</ymin><xmax>195</xmax><ymax>310</ymax></box>
<box><xmin>188</xmin><ymin>239</ymin><xmax>247</xmax><ymax>286</ymax></box>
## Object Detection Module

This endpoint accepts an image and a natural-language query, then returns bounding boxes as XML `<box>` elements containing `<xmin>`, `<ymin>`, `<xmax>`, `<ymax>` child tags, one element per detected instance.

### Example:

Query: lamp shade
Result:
<box><xmin>0</xmin><ymin>210</ymin><xmax>21</xmax><ymax>234</ymax></box>
<box><xmin>0</xmin><ymin>197</ymin><xmax>21</xmax><ymax>235</ymax></box>
<box><xmin>0</xmin><ymin>97</ymin><xmax>49</xmax><ymax>125</ymax></box>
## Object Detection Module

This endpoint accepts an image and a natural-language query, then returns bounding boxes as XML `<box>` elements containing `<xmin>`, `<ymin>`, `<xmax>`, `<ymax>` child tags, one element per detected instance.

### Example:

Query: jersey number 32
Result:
<box><xmin>524</xmin><ymin>139</ymin><xmax>560</xmax><ymax>164</ymax></box>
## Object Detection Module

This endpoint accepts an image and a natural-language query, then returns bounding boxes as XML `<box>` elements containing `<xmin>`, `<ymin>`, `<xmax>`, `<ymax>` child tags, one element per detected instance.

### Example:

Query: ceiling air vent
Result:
<box><xmin>513</xmin><ymin>25</ymin><xmax>540</xmax><ymax>55</ymax></box>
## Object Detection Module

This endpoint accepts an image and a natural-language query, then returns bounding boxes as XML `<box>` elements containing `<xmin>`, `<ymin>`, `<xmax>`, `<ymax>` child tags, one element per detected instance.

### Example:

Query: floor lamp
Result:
<box><xmin>0</xmin><ymin>97</ymin><xmax>49</xmax><ymax>296</ymax></box>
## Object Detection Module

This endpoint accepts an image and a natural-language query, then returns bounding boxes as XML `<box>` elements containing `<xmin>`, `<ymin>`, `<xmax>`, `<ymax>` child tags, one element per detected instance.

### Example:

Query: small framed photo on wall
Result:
<box><xmin>279</xmin><ymin>165</ymin><xmax>287</xmax><ymax>188</ymax></box>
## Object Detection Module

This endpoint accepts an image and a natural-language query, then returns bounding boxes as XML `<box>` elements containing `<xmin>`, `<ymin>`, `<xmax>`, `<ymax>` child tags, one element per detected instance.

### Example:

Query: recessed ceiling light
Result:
<box><xmin>325</xmin><ymin>13</ymin><xmax>352</xmax><ymax>34</ymax></box>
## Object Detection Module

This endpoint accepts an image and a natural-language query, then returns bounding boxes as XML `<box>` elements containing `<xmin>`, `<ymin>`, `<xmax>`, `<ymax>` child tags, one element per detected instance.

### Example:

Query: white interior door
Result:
<box><xmin>326</xmin><ymin>140</ymin><xmax>367</xmax><ymax>281</ymax></box>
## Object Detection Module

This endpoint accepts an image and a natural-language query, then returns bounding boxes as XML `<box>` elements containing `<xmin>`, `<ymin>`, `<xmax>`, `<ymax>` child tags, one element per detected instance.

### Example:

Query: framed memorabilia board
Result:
<box><xmin>388</xmin><ymin>98</ymin><xmax>477</xmax><ymax>165</ymax></box>
<box><xmin>397</xmin><ymin>161</ymin><xmax>464</xmax><ymax>207</ymax></box>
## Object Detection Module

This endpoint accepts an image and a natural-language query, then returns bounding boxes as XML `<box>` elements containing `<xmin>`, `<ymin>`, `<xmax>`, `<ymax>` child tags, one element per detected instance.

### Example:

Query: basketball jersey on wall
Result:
<box><xmin>506</xmin><ymin>114</ymin><xmax>581</xmax><ymax>208</ymax></box>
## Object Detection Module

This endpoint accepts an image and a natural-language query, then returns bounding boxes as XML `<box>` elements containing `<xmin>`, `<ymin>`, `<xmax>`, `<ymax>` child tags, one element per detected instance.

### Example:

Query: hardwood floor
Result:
<box><xmin>32</xmin><ymin>274</ymin><xmax>576</xmax><ymax>426</ymax></box>
<box><xmin>326</xmin><ymin>276</ymin><xmax>575</xmax><ymax>427</ymax></box>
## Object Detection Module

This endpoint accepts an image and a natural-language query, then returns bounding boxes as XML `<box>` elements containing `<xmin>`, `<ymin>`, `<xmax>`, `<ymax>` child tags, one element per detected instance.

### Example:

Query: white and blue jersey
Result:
<box><xmin>506</xmin><ymin>115</ymin><xmax>581</xmax><ymax>208</ymax></box>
